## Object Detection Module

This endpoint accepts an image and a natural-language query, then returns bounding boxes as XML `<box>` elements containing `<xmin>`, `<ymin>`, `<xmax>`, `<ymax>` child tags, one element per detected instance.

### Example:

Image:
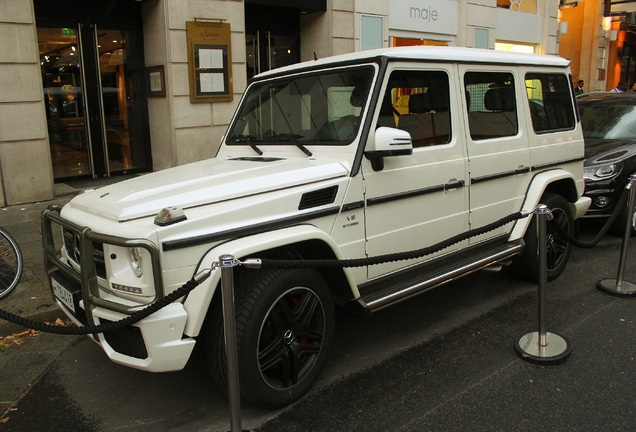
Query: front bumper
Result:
<box><xmin>55</xmin><ymin>296</ymin><xmax>196</xmax><ymax>372</ymax></box>
<box><xmin>42</xmin><ymin>206</ymin><xmax>195</xmax><ymax>372</ymax></box>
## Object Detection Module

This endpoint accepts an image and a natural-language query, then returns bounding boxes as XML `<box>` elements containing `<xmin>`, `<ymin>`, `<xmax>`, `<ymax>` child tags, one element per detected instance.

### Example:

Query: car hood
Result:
<box><xmin>65</xmin><ymin>157</ymin><xmax>349</xmax><ymax>221</ymax></box>
<box><xmin>584</xmin><ymin>138</ymin><xmax>636</xmax><ymax>165</ymax></box>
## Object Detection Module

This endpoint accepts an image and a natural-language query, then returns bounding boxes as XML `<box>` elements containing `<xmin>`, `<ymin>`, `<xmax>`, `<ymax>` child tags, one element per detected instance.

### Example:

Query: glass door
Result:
<box><xmin>246</xmin><ymin>31</ymin><xmax>298</xmax><ymax>79</ymax></box>
<box><xmin>245</xmin><ymin>4</ymin><xmax>300</xmax><ymax>80</ymax></box>
<box><xmin>38</xmin><ymin>24</ymin><xmax>150</xmax><ymax>180</ymax></box>
<box><xmin>40</xmin><ymin>27</ymin><xmax>91</xmax><ymax>178</ymax></box>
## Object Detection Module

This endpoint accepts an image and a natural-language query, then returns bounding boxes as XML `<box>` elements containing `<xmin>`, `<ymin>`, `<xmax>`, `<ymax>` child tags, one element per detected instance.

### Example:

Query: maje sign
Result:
<box><xmin>389</xmin><ymin>0</ymin><xmax>458</xmax><ymax>36</ymax></box>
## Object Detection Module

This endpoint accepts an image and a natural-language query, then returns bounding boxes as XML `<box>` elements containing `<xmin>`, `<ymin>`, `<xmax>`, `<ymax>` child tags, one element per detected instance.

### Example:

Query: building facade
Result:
<box><xmin>0</xmin><ymin>0</ymin><xmax>560</xmax><ymax>206</ymax></box>
<box><xmin>558</xmin><ymin>0</ymin><xmax>636</xmax><ymax>94</ymax></box>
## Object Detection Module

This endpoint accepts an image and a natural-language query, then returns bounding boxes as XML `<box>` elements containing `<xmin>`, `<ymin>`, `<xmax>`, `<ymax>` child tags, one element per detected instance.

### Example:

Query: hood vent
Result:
<box><xmin>299</xmin><ymin>186</ymin><xmax>338</xmax><ymax>210</ymax></box>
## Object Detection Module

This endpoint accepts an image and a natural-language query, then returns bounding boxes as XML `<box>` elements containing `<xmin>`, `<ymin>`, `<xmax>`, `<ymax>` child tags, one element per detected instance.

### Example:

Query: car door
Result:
<box><xmin>362</xmin><ymin>65</ymin><xmax>469</xmax><ymax>279</ymax></box>
<box><xmin>459</xmin><ymin>66</ymin><xmax>531</xmax><ymax>243</ymax></box>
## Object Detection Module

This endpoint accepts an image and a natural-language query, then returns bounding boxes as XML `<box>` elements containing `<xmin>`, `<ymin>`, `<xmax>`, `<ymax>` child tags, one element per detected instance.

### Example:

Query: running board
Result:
<box><xmin>354</xmin><ymin>241</ymin><xmax>524</xmax><ymax>315</ymax></box>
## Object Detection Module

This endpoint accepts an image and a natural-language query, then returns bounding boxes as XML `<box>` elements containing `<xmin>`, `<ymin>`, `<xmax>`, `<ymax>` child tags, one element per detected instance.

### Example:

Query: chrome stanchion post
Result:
<box><xmin>515</xmin><ymin>205</ymin><xmax>572</xmax><ymax>364</ymax></box>
<box><xmin>597</xmin><ymin>174</ymin><xmax>636</xmax><ymax>297</ymax></box>
<box><xmin>218</xmin><ymin>254</ymin><xmax>246</xmax><ymax>432</ymax></box>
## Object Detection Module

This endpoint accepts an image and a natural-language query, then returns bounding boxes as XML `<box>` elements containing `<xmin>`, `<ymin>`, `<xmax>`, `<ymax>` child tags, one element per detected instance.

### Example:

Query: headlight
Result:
<box><xmin>130</xmin><ymin>247</ymin><xmax>144</xmax><ymax>278</ymax></box>
<box><xmin>583</xmin><ymin>162</ymin><xmax>623</xmax><ymax>181</ymax></box>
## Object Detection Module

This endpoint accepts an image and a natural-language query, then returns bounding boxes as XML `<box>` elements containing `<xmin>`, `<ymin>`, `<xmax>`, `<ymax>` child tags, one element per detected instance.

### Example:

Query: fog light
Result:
<box><xmin>595</xmin><ymin>196</ymin><xmax>610</xmax><ymax>208</ymax></box>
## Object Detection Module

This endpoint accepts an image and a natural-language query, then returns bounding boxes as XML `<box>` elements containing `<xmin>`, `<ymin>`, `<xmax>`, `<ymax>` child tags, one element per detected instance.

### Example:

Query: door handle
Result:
<box><xmin>444</xmin><ymin>180</ymin><xmax>465</xmax><ymax>190</ymax></box>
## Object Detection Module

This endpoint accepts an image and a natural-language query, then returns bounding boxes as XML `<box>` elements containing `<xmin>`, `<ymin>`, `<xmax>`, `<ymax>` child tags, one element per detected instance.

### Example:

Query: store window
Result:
<box><xmin>497</xmin><ymin>0</ymin><xmax>537</xmax><ymax>13</ymax></box>
<box><xmin>392</xmin><ymin>37</ymin><xmax>448</xmax><ymax>47</ymax></box>
<box><xmin>361</xmin><ymin>15</ymin><xmax>383</xmax><ymax>51</ymax></box>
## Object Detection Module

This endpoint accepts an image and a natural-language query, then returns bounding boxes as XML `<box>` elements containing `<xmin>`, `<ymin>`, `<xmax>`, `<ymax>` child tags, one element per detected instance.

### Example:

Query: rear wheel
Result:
<box><xmin>510</xmin><ymin>193</ymin><xmax>574</xmax><ymax>281</ymax></box>
<box><xmin>205</xmin><ymin>268</ymin><xmax>335</xmax><ymax>408</ymax></box>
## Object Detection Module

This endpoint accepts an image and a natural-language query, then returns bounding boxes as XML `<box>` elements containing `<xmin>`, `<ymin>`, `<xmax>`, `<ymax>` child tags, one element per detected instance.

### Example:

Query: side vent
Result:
<box><xmin>298</xmin><ymin>186</ymin><xmax>338</xmax><ymax>210</ymax></box>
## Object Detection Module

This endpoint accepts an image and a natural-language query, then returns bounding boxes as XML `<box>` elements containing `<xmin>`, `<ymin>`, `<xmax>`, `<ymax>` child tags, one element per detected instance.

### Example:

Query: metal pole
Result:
<box><xmin>537</xmin><ymin>205</ymin><xmax>548</xmax><ymax>348</ymax></box>
<box><xmin>219</xmin><ymin>254</ymin><xmax>243</xmax><ymax>432</ymax></box>
<box><xmin>597</xmin><ymin>174</ymin><xmax>636</xmax><ymax>297</ymax></box>
<box><xmin>515</xmin><ymin>204</ymin><xmax>572</xmax><ymax>364</ymax></box>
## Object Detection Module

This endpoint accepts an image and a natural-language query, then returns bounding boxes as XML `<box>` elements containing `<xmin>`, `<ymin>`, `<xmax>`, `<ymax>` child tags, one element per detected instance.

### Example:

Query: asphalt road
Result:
<box><xmin>1</xmin><ymin>212</ymin><xmax>636</xmax><ymax>431</ymax></box>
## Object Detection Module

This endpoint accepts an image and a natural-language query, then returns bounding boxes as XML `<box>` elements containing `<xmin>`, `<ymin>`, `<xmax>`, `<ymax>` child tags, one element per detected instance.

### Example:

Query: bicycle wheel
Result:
<box><xmin>0</xmin><ymin>227</ymin><xmax>22</xmax><ymax>300</ymax></box>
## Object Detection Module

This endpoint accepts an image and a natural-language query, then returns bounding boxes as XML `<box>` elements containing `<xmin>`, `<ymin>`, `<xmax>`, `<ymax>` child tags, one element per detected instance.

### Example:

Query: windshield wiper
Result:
<box><xmin>230</xmin><ymin>135</ymin><xmax>263</xmax><ymax>155</ymax></box>
<box><xmin>272</xmin><ymin>133</ymin><xmax>313</xmax><ymax>157</ymax></box>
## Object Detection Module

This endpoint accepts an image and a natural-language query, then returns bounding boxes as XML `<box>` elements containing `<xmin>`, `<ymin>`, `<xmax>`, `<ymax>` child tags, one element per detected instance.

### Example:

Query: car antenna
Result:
<box><xmin>313</xmin><ymin>52</ymin><xmax>318</xmax><ymax>61</ymax></box>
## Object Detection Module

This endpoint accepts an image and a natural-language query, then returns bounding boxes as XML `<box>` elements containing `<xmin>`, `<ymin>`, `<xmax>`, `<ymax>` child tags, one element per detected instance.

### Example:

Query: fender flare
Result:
<box><xmin>509</xmin><ymin>169</ymin><xmax>583</xmax><ymax>241</ymax></box>
<box><xmin>182</xmin><ymin>224</ymin><xmax>355</xmax><ymax>336</ymax></box>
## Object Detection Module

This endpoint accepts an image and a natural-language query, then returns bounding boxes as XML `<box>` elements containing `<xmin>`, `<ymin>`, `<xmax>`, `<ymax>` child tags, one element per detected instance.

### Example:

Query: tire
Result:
<box><xmin>510</xmin><ymin>193</ymin><xmax>574</xmax><ymax>282</ymax></box>
<box><xmin>205</xmin><ymin>268</ymin><xmax>335</xmax><ymax>408</ymax></box>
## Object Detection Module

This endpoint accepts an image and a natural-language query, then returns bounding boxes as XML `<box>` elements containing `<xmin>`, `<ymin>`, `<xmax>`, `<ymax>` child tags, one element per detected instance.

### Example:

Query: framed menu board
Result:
<box><xmin>186</xmin><ymin>21</ymin><xmax>233</xmax><ymax>103</ymax></box>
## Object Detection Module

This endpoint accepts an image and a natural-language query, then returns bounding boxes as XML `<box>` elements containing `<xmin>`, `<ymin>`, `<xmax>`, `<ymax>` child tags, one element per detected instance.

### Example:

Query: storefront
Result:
<box><xmin>0</xmin><ymin>0</ymin><xmax>558</xmax><ymax>207</ymax></box>
<box><xmin>35</xmin><ymin>0</ymin><xmax>151</xmax><ymax>181</ymax></box>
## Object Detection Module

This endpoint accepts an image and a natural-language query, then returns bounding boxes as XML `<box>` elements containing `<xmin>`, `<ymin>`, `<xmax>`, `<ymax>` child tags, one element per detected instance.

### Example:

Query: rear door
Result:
<box><xmin>459</xmin><ymin>66</ymin><xmax>531</xmax><ymax>242</ymax></box>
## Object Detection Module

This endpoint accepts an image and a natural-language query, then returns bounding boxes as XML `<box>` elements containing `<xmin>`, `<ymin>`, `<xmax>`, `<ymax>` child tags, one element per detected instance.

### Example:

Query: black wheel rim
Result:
<box><xmin>257</xmin><ymin>287</ymin><xmax>326</xmax><ymax>390</ymax></box>
<box><xmin>546</xmin><ymin>207</ymin><xmax>570</xmax><ymax>271</ymax></box>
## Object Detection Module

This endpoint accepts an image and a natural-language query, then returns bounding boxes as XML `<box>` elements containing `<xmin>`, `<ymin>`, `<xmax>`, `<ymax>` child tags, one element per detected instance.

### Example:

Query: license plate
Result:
<box><xmin>52</xmin><ymin>278</ymin><xmax>76</xmax><ymax>314</ymax></box>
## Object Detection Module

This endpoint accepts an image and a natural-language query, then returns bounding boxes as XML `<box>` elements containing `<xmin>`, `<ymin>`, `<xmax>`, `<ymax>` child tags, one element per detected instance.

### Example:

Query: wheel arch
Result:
<box><xmin>182</xmin><ymin>225</ymin><xmax>356</xmax><ymax>337</ymax></box>
<box><xmin>509</xmin><ymin>169</ymin><xmax>580</xmax><ymax>240</ymax></box>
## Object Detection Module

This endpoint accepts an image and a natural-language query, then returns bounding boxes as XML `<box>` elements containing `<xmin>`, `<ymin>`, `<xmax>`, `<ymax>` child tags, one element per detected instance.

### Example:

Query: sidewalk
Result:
<box><xmin>0</xmin><ymin>179</ymin><xmax>120</xmax><ymax>416</ymax></box>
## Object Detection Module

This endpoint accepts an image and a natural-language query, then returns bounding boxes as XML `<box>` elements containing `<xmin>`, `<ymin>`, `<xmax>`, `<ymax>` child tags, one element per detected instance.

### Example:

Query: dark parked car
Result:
<box><xmin>578</xmin><ymin>92</ymin><xmax>636</xmax><ymax>235</ymax></box>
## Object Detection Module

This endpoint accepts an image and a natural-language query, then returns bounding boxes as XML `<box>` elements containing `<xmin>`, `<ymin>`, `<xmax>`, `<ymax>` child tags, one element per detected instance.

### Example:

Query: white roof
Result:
<box><xmin>256</xmin><ymin>46</ymin><xmax>570</xmax><ymax>79</ymax></box>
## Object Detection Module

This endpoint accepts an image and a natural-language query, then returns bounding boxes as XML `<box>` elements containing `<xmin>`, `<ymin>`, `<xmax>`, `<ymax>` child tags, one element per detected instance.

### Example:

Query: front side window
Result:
<box><xmin>379</xmin><ymin>70</ymin><xmax>451</xmax><ymax>148</ymax></box>
<box><xmin>465</xmin><ymin>72</ymin><xmax>518</xmax><ymax>140</ymax></box>
<box><xmin>525</xmin><ymin>73</ymin><xmax>575</xmax><ymax>133</ymax></box>
<box><xmin>226</xmin><ymin>66</ymin><xmax>375</xmax><ymax>146</ymax></box>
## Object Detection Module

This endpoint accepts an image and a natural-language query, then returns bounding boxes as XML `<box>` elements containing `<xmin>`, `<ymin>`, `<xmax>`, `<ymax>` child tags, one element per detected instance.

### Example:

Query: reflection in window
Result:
<box><xmin>226</xmin><ymin>67</ymin><xmax>375</xmax><ymax>145</ymax></box>
<box><xmin>525</xmin><ymin>73</ymin><xmax>575</xmax><ymax>133</ymax></box>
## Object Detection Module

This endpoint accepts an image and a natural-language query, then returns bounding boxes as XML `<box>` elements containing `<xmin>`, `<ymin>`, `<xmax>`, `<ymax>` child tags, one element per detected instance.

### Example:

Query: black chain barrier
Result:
<box><xmin>0</xmin><ymin>211</ymin><xmax>528</xmax><ymax>335</ymax></box>
<box><xmin>0</xmin><ymin>279</ymin><xmax>201</xmax><ymax>335</ymax></box>
<box><xmin>0</xmin><ymin>194</ymin><xmax>627</xmax><ymax>336</ymax></box>
<box><xmin>551</xmin><ymin>187</ymin><xmax>629</xmax><ymax>249</ymax></box>
<box><xmin>257</xmin><ymin>211</ymin><xmax>528</xmax><ymax>269</ymax></box>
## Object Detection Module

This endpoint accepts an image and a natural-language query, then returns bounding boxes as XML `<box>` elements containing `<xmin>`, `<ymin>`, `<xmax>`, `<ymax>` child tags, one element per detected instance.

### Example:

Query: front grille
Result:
<box><xmin>101</xmin><ymin>319</ymin><xmax>148</xmax><ymax>359</ymax></box>
<box><xmin>63</xmin><ymin>228</ymin><xmax>106</xmax><ymax>278</ymax></box>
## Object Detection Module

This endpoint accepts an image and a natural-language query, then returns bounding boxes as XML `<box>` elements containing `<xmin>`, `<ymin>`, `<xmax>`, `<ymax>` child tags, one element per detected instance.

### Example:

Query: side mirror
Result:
<box><xmin>364</xmin><ymin>127</ymin><xmax>413</xmax><ymax>171</ymax></box>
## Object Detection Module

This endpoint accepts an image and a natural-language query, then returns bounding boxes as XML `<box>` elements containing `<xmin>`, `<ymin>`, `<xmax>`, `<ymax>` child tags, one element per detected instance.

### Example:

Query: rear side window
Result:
<box><xmin>465</xmin><ymin>72</ymin><xmax>518</xmax><ymax>140</ymax></box>
<box><xmin>525</xmin><ymin>73</ymin><xmax>575</xmax><ymax>133</ymax></box>
<box><xmin>379</xmin><ymin>70</ymin><xmax>451</xmax><ymax>148</ymax></box>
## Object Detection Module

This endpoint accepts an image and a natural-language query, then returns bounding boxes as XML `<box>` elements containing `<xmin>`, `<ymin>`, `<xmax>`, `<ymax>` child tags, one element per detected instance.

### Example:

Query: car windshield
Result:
<box><xmin>579</xmin><ymin>98</ymin><xmax>636</xmax><ymax>140</ymax></box>
<box><xmin>226</xmin><ymin>66</ymin><xmax>375</xmax><ymax>147</ymax></box>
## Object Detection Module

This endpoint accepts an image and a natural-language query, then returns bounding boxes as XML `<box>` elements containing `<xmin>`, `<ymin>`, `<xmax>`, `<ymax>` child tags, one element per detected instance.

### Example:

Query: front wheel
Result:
<box><xmin>510</xmin><ymin>193</ymin><xmax>574</xmax><ymax>282</ymax></box>
<box><xmin>205</xmin><ymin>268</ymin><xmax>335</xmax><ymax>408</ymax></box>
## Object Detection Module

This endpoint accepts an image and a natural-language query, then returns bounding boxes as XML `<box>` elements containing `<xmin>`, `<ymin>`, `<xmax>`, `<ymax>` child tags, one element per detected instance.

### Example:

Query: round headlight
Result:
<box><xmin>130</xmin><ymin>247</ymin><xmax>143</xmax><ymax>278</ymax></box>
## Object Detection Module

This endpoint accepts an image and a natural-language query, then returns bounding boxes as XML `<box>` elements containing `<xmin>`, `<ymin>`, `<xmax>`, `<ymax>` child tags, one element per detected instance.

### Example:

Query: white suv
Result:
<box><xmin>43</xmin><ymin>47</ymin><xmax>590</xmax><ymax>408</ymax></box>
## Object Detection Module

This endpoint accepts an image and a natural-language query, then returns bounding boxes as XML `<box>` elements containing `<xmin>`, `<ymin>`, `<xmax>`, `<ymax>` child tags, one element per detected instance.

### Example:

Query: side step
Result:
<box><xmin>355</xmin><ymin>241</ymin><xmax>524</xmax><ymax>315</ymax></box>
